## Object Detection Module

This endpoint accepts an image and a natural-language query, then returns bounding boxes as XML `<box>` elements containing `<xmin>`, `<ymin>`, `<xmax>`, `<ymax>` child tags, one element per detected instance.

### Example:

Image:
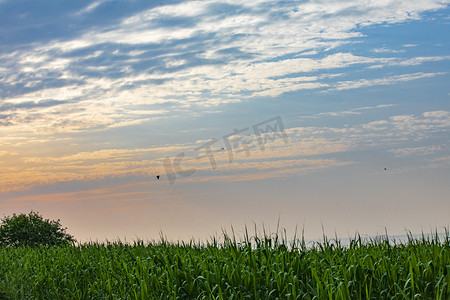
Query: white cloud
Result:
<box><xmin>316</xmin><ymin>104</ymin><xmax>395</xmax><ymax>117</ymax></box>
<box><xmin>74</xmin><ymin>0</ymin><xmax>111</xmax><ymax>16</ymax></box>
<box><xmin>428</xmin><ymin>155</ymin><xmax>450</xmax><ymax>167</ymax></box>
<box><xmin>391</xmin><ymin>56</ymin><xmax>450</xmax><ymax>66</ymax></box>
<box><xmin>423</xmin><ymin>111</ymin><xmax>449</xmax><ymax>118</ymax></box>
<box><xmin>1</xmin><ymin>0</ymin><xmax>449</xmax><ymax>136</ymax></box>
<box><xmin>1</xmin><ymin>106</ymin><xmax>449</xmax><ymax>192</ymax></box>
<box><xmin>333</xmin><ymin>72</ymin><xmax>446</xmax><ymax>90</ymax></box>
<box><xmin>372</xmin><ymin>47</ymin><xmax>405</xmax><ymax>53</ymax></box>
<box><xmin>389</xmin><ymin>145</ymin><xmax>444</xmax><ymax>157</ymax></box>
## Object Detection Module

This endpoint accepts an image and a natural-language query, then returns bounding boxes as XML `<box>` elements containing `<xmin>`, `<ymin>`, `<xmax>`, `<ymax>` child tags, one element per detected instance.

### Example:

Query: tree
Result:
<box><xmin>0</xmin><ymin>211</ymin><xmax>75</xmax><ymax>247</ymax></box>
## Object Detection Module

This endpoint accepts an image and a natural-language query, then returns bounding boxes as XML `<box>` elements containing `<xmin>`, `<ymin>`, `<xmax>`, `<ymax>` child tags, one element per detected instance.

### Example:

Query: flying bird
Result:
<box><xmin>384</xmin><ymin>168</ymin><xmax>387</xmax><ymax>171</ymax></box>
<box><xmin>156</xmin><ymin>175</ymin><xmax>160</xmax><ymax>180</ymax></box>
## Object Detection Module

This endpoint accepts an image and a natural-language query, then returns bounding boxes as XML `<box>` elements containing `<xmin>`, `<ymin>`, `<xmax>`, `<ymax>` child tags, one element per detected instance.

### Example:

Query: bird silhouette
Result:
<box><xmin>156</xmin><ymin>175</ymin><xmax>160</xmax><ymax>180</ymax></box>
<box><xmin>384</xmin><ymin>168</ymin><xmax>387</xmax><ymax>171</ymax></box>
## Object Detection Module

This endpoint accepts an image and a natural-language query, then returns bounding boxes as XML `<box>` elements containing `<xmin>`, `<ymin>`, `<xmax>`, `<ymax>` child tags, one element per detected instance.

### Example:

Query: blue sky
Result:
<box><xmin>0</xmin><ymin>0</ymin><xmax>449</xmax><ymax>242</ymax></box>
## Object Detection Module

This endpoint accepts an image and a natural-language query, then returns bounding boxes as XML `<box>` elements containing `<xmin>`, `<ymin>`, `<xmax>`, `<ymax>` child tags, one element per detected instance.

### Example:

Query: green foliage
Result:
<box><xmin>0</xmin><ymin>230</ymin><xmax>449</xmax><ymax>299</ymax></box>
<box><xmin>0</xmin><ymin>211</ymin><xmax>75</xmax><ymax>247</ymax></box>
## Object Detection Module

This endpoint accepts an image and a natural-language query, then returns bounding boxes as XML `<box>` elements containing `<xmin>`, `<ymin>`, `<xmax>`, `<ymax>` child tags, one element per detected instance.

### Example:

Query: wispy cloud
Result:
<box><xmin>388</xmin><ymin>145</ymin><xmax>444</xmax><ymax>157</ymax></box>
<box><xmin>332</xmin><ymin>72</ymin><xmax>446</xmax><ymax>91</ymax></box>
<box><xmin>1</xmin><ymin>0</ymin><xmax>449</xmax><ymax>243</ymax></box>
<box><xmin>316</xmin><ymin>104</ymin><xmax>395</xmax><ymax>117</ymax></box>
<box><xmin>372</xmin><ymin>47</ymin><xmax>405</xmax><ymax>53</ymax></box>
<box><xmin>1</xmin><ymin>108</ymin><xmax>448</xmax><ymax>193</ymax></box>
<box><xmin>1</xmin><ymin>0</ymin><xmax>449</xmax><ymax>136</ymax></box>
<box><xmin>368</xmin><ymin>56</ymin><xmax>450</xmax><ymax>68</ymax></box>
<box><xmin>428</xmin><ymin>155</ymin><xmax>450</xmax><ymax>168</ymax></box>
<box><xmin>74</xmin><ymin>0</ymin><xmax>111</xmax><ymax>16</ymax></box>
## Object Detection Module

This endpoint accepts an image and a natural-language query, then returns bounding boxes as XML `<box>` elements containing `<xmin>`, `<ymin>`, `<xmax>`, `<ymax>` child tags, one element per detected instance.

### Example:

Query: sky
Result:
<box><xmin>0</xmin><ymin>0</ymin><xmax>449</xmax><ymax>243</ymax></box>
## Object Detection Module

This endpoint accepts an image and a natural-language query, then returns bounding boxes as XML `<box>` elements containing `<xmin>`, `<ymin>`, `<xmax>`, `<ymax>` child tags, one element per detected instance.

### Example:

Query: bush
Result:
<box><xmin>0</xmin><ymin>211</ymin><xmax>75</xmax><ymax>247</ymax></box>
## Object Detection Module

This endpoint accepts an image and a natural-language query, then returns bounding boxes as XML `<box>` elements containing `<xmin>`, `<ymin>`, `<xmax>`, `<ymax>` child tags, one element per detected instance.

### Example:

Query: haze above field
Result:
<box><xmin>0</xmin><ymin>0</ymin><xmax>449</xmax><ymax>242</ymax></box>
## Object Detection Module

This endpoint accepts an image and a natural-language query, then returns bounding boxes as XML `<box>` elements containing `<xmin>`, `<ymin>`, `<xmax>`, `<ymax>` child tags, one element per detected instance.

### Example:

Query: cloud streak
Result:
<box><xmin>1</xmin><ymin>109</ymin><xmax>448</xmax><ymax>193</ymax></box>
<box><xmin>1</xmin><ymin>0</ymin><xmax>449</xmax><ymax>136</ymax></box>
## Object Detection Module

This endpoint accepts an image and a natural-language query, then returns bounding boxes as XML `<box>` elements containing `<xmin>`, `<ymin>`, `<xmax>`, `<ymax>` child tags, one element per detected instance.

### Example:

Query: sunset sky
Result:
<box><xmin>0</xmin><ymin>0</ymin><xmax>449</xmax><ymax>242</ymax></box>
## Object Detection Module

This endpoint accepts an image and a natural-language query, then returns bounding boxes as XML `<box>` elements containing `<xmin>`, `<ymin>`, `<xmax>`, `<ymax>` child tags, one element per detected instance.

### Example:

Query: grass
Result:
<box><xmin>0</xmin><ymin>228</ymin><xmax>449</xmax><ymax>299</ymax></box>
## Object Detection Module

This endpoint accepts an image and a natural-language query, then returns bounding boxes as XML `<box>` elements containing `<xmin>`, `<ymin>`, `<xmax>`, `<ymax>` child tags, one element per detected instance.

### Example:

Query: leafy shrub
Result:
<box><xmin>0</xmin><ymin>211</ymin><xmax>75</xmax><ymax>247</ymax></box>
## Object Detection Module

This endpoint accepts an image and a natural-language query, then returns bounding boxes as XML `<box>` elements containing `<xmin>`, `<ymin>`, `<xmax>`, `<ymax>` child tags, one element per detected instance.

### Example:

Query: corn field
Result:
<box><xmin>0</xmin><ymin>231</ymin><xmax>449</xmax><ymax>299</ymax></box>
